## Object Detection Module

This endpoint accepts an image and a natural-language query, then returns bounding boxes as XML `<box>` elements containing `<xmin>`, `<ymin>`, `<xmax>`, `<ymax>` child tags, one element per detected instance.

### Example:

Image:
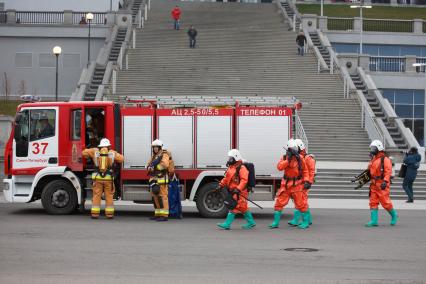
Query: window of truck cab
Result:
<box><xmin>29</xmin><ymin>109</ymin><xmax>56</xmax><ymax>141</ymax></box>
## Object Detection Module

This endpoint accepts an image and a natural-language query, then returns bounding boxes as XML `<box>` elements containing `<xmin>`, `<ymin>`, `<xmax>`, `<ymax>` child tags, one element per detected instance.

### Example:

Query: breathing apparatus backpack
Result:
<box><xmin>236</xmin><ymin>162</ymin><xmax>256</xmax><ymax>192</ymax></box>
<box><xmin>94</xmin><ymin>147</ymin><xmax>114</xmax><ymax>178</ymax></box>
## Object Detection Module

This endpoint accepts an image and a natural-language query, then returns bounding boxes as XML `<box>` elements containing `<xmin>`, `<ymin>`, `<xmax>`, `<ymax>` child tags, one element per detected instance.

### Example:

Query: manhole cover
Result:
<box><xmin>282</xmin><ymin>248</ymin><xmax>319</xmax><ymax>252</ymax></box>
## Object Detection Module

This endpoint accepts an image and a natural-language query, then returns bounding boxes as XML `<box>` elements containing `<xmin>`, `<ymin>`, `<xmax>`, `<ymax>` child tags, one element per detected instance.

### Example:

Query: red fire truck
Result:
<box><xmin>3</xmin><ymin>96</ymin><xmax>300</xmax><ymax>217</ymax></box>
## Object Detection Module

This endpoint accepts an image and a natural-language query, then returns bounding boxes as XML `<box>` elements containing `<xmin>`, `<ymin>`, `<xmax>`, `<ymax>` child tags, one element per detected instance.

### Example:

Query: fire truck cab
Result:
<box><xmin>3</xmin><ymin>97</ymin><xmax>299</xmax><ymax>217</ymax></box>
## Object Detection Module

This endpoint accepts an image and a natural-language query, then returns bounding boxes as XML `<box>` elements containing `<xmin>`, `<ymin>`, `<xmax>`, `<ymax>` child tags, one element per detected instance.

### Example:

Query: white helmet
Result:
<box><xmin>294</xmin><ymin>138</ymin><xmax>306</xmax><ymax>151</ymax></box>
<box><xmin>227</xmin><ymin>149</ymin><xmax>243</xmax><ymax>161</ymax></box>
<box><xmin>370</xmin><ymin>140</ymin><xmax>384</xmax><ymax>152</ymax></box>
<box><xmin>151</xmin><ymin>139</ymin><xmax>163</xmax><ymax>147</ymax></box>
<box><xmin>285</xmin><ymin>139</ymin><xmax>298</xmax><ymax>152</ymax></box>
<box><xmin>283</xmin><ymin>138</ymin><xmax>294</xmax><ymax>150</ymax></box>
<box><xmin>98</xmin><ymin>138</ymin><xmax>111</xmax><ymax>148</ymax></box>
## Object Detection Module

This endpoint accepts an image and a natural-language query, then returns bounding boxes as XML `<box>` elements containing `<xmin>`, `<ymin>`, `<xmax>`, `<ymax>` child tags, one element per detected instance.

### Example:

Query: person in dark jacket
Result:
<box><xmin>187</xmin><ymin>25</ymin><xmax>197</xmax><ymax>48</ymax></box>
<box><xmin>37</xmin><ymin>115</ymin><xmax>54</xmax><ymax>139</ymax></box>
<box><xmin>296</xmin><ymin>31</ymin><xmax>307</xmax><ymax>56</ymax></box>
<box><xmin>402</xmin><ymin>147</ymin><xmax>421</xmax><ymax>203</ymax></box>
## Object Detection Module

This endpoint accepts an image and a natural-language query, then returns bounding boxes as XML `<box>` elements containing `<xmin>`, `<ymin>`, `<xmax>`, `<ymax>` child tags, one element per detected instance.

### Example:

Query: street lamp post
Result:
<box><xmin>52</xmin><ymin>46</ymin><xmax>62</xmax><ymax>102</ymax></box>
<box><xmin>350</xmin><ymin>2</ymin><xmax>372</xmax><ymax>55</ymax></box>
<box><xmin>413</xmin><ymin>63</ymin><xmax>426</xmax><ymax>148</ymax></box>
<box><xmin>86</xmin><ymin>12</ymin><xmax>94</xmax><ymax>67</ymax></box>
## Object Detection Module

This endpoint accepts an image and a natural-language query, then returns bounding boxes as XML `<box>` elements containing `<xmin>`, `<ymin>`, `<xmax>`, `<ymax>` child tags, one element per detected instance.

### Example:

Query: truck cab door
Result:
<box><xmin>68</xmin><ymin>108</ymin><xmax>83</xmax><ymax>172</ymax></box>
<box><xmin>13</xmin><ymin>107</ymin><xmax>59</xmax><ymax>172</ymax></box>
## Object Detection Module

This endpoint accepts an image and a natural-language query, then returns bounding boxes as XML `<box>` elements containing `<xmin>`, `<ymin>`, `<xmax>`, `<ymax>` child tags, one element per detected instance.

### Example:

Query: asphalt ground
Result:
<box><xmin>0</xmin><ymin>201</ymin><xmax>425</xmax><ymax>284</ymax></box>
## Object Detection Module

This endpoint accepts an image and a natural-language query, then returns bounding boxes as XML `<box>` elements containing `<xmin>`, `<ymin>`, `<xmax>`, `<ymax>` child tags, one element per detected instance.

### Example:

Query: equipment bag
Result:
<box><xmin>149</xmin><ymin>181</ymin><xmax>161</xmax><ymax>195</ymax></box>
<box><xmin>223</xmin><ymin>190</ymin><xmax>238</xmax><ymax>210</ymax></box>
<box><xmin>168</xmin><ymin>177</ymin><xmax>183</xmax><ymax>219</ymax></box>
<box><xmin>398</xmin><ymin>163</ymin><xmax>407</xmax><ymax>178</ymax></box>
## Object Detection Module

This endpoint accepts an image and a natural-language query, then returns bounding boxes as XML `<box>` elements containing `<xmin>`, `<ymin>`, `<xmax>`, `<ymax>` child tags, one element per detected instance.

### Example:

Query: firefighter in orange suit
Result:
<box><xmin>82</xmin><ymin>138</ymin><xmax>124</xmax><ymax>219</ymax></box>
<box><xmin>269</xmin><ymin>139</ymin><xmax>311</xmax><ymax>229</ymax></box>
<box><xmin>287</xmin><ymin>139</ymin><xmax>316</xmax><ymax>226</ymax></box>
<box><xmin>217</xmin><ymin>149</ymin><xmax>256</xmax><ymax>230</ymax></box>
<box><xmin>147</xmin><ymin>139</ymin><xmax>170</xmax><ymax>221</ymax></box>
<box><xmin>365</xmin><ymin>140</ymin><xmax>398</xmax><ymax>227</ymax></box>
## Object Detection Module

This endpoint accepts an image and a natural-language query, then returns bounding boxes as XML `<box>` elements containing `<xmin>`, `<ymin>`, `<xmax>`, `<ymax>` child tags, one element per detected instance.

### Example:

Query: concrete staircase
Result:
<box><xmin>309</xmin><ymin>31</ymin><xmax>331</xmax><ymax>67</ymax></box>
<box><xmin>280</xmin><ymin>1</ymin><xmax>300</xmax><ymax>30</ymax></box>
<box><xmin>310</xmin><ymin>168</ymin><xmax>426</xmax><ymax>200</ymax></box>
<box><xmin>350</xmin><ymin>73</ymin><xmax>408</xmax><ymax>150</ymax></box>
<box><xmin>115</xmin><ymin>0</ymin><xmax>371</xmax><ymax>161</ymax></box>
<box><xmin>131</xmin><ymin>0</ymin><xmax>144</xmax><ymax>23</ymax></box>
<box><xmin>84</xmin><ymin>28</ymin><xmax>127</xmax><ymax>101</ymax></box>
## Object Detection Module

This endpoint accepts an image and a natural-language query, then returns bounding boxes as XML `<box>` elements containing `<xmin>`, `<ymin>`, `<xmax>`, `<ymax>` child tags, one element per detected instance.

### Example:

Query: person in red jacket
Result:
<box><xmin>217</xmin><ymin>149</ymin><xmax>256</xmax><ymax>230</ymax></box>
<box><xmin>365</xmin><ymin>140</ymin><xmax>398</xmax><ymax>227</ymax></box>
<box><xmin>269</xmin><ymin>139</ymin><xmax>311</xmax><ymax>229</ymax></box>
<box><xmin>287</xmin><ymin>139</ymin><xmax>316</xmax><ymax>226</ymax></box>
<box><xmin>171</xmin><ymin>5</ymin><xmax>181</xmax><ymax>30</ymax></box>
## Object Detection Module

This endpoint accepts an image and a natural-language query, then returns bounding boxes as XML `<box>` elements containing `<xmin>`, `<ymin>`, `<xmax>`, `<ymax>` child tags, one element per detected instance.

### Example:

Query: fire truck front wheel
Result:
<box><xmin>41</xmin><ymin>179</ymin><xmax>78</xmax><ymax>215</ymax></box>
<box><xmin>196</xmin><ymin>182</ymin><xmax>227</xmax><ymax>218</ymax></box>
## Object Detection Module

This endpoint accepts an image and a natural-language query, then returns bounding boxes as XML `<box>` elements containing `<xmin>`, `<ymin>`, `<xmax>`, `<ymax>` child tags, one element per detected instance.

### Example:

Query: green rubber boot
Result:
<box><xmin>268</xmin><ymin>211</ymin><xmax>282</xmax><ymax>229</ymax></box>
<box><xmin>298</xmin><ymin>211</ymin><xmax>310</xmax><ymax>229</ymax></box>
<box><xmin>308</xmin><ymin>208</ymin><xmax>313</xmax><ymax>225</ymax></box>
<box><xmin>241</xmin><ymin>211</ymin><xmax>256</xmax><ymax>229</ymax></box>
<box><xmin>217</xmin><ymin>213</ymin><xmax>236</xmax><ymax>230</ymax></box>
<box><xmin>365</xmin><ymin>209</ymin><xmax>379</xmax><ymax>227</ymax></box>
<box><xmin>287</xmin><ymin>209</ymin><xmax>301</xmax><ymax>226</ymax></box>
<box><xmin>388</xmin><ymin>209</ymin><xmax>398</xmax><ymax>226</ymax></box>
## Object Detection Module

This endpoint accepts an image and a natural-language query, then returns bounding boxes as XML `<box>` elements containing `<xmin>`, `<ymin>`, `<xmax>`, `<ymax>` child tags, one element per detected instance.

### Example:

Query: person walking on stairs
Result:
<box><xmin>187</xmin><ymin>25</ymin><xmax>198</xmax><ymax>48</ymax></box>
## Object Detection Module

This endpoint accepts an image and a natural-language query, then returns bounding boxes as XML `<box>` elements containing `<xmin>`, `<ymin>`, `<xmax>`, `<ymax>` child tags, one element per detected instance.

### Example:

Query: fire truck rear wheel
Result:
<box><xmin>41</xmin><ymin>179</ymin><xmax>78</xmax><ymax>215</ymax></box>
<box><xmin>196</xmin><ymin>182</ymin><xmax>227</xmax><ymax>218</ymax></box>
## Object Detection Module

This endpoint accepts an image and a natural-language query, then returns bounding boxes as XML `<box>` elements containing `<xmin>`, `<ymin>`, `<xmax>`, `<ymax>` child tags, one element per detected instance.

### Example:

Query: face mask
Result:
<box><xmin>226</xmin><ymin>157</ymin><xmax>236</xmax><ymax>167</ymax></box>
<box><xmin>370</xmin><ymin>147</ymin><xmax>378</xmax><ymax>157</ymax></box>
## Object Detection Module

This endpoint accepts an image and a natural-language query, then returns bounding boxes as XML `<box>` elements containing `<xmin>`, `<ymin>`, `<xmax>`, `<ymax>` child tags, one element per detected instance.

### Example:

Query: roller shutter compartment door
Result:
<box><xmin>158</xmin><ymin>116</ymin><xmax>194</xmax><ymax>168</ymax></box>
<box><xmin>196</xmin><ymin>115</ymin><xmax>232</xmax><ymax>168</ymax></box>
<box><xmin>122</xmin><ymin>115</ymin><xmax>153</xmax><ymax>169</ymax></box>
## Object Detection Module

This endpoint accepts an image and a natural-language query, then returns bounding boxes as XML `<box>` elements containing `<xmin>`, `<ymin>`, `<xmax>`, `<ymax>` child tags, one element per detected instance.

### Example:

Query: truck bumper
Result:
<box><xmin>3</xmin><ymin>178</ymin><xmax>13</xmax><ymax>202</ymax></box>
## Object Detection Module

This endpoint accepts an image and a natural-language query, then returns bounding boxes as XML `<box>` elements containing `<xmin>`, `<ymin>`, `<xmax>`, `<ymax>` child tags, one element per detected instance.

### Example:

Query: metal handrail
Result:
<box><xmin>294</xmin><ymin>110</ymin><xmax>309</xmax><ymax>153</ymax></box>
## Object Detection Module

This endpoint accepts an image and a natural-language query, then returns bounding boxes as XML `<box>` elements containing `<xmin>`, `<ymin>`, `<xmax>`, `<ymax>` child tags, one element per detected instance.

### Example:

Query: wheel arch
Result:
<box><xmin>30</xmin><ymin>167</ymin><xmax>82</xmax><ymax>204</ymax></box>
<box><xmin>189</xmin><ymin>170</ymin><xmax>225</xmax><ymax>201</ymax></box>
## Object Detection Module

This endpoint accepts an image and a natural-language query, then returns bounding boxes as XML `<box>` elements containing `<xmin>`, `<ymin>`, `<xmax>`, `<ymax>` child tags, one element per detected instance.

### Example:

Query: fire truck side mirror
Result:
<box><xmin>14</xmin><ymin>124</ymin><xmax>22</xmax><ymax>142</ymax></box>
<box><xmin>14</xmin><ymin>113</ymin><xmax>22</xmax><ymax>141</ymax></box>
<box><xmin>15</xmin><ymin>112</ymin><xmax>22</xmax><ymax>123</ymax></box>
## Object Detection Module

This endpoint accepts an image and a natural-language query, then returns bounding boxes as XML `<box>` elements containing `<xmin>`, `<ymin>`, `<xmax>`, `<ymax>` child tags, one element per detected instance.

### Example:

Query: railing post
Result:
<box><xmin>118</xmin><ymin>46</ymin><xmax>123</xmax><ymax>69</ymax></box>
<box><xmin>138</xmin><ymin>9</ymin><xmax>142</xmax><ymax>28</ymax></box>
<box><xmin>112</xmin><ymin>69</ymin><xmax>117</xmax><ymax>95</ymax></box>
<box><xmin>330</xmin><ymin>55</ymin><xmax>334</xmax><ymax>74</ymax></box>
<box><xmin>132</xmin><ymin>28</ymin><xmax>136</xmax><ymax>49</ymax></box>
<box><xmin>148</xmin><ymin>0</ymin><xmax>151</xmax><ymax>11</ymax></box>
<box><xmin>293</xmin><ymin>14</ymin><xmax>296</xmax><ymax>32</ymax></box>
<box><xmin>317</xmin><ymin>58</ymin><xmax>320</xmax><ymax>74</ymax></box>
<box><xmin>343</xmin><ymin>77</ymin><xmax>347</xmax><ymax>98</ymax></box>
<box><xmin>144</xmin><ymin>4</ymin><xmax>148</xmax><ymax>21</ymax></box>
<box><xmin>361</xmin><ymin>102</ymin><xmax>365</xmax><ymax>128</ymax></box>
<box><xmin>126</xmin><ymin>53</ymin><xmax>129</xmax><ymax>70</ymax></box>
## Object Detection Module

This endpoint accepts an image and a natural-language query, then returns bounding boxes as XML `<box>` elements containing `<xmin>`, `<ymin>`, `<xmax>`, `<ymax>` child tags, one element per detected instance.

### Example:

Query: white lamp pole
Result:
<box><xmin>52</xmin><ymin>46</ymin><xmax>62</xmax><ymax>101</ymax></box>
<box><xmin>351</xmin><ymin>3</ymin><xmax>372</xmax><ymax>55</ymax></box>
<box><xmin>86</xmin><ymin>12</ymin><xmax>94</xmax><ymax>67</ymax></box>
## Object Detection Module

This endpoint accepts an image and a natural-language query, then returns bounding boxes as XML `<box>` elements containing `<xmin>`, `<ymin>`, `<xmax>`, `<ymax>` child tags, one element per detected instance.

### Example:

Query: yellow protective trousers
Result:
<box><xmin>151</xmin><ymin>184</ymin><xmax>169</xmax><ymax>217</ymax></box>
<box><xmin>91</xmin><ymin>179</ymin><xmax>115</xmax><ymax>218</ymax></box>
